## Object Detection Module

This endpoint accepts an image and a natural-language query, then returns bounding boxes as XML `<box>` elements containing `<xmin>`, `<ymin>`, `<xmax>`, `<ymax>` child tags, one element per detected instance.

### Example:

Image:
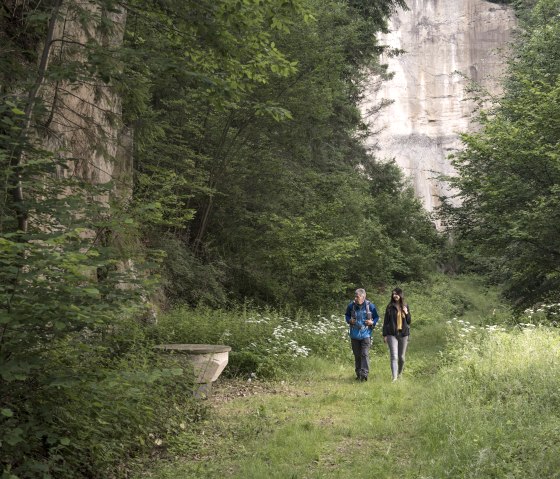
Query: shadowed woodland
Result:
<box><xmin>1</xmin><ymin>0</ymin><xmax>559</xmax><ymax>477</ymax></box>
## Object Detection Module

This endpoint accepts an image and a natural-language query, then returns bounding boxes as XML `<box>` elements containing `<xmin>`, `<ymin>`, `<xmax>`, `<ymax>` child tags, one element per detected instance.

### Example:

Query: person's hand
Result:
<box><xmin>383</xmin><ymin>336</ymin><xmax>387</xmax><ymax>343</ymax></box>
<box><xmin>349</xmin><ymin>318</ymin><xmax>356</xmax><ymax>325</ymax></box>
<box><xmin>403</xmin><ymin>306</ymin><xmax>408</xmax><ymax>315</ymax></box>
<box><xmin>365</xmin><ymin>319</ymin><xmax>373</xmax><ymax>326</ymax></box>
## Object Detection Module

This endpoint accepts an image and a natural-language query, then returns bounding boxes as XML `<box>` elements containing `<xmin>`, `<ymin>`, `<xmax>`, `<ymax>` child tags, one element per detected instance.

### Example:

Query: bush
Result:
<box><xmin>151</xmin><ymin>306</ymin><xmax>350</xmax><ymax>379</ymax></box>
<box><xmin>0</xmin><ymin>154</ymin><xmax>206</xmax><ymax>478</ymax></box>
<box><xmin>1</xmin><ymin>318</ymin><xmax>207</xmax><ymax>479</ymax></box>
<box><xmin>520</xmin><ymin>301</ymin><xmax>560</xmax><ymax>327</ymax></box>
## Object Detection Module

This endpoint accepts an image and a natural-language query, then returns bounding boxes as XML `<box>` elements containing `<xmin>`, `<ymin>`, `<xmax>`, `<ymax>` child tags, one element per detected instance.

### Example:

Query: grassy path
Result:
<box><xmin>143</xmin><ymin>302</ymin><xmax>456</xmax><ymax>478</ymax></box>
<box><xmin>139</xmin><ymin>277</ymin><xmax>560</xmax><ymax>479</ymax></box>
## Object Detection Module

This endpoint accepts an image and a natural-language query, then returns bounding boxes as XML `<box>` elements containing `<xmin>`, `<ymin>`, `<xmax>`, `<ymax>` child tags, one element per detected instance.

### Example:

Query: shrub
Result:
<box><xmin>0</xmin><ymin>151</ymin><xmax>205</xmax><ymax>478</ymax></box>
<box><xmin>1</xmin><ymin>314</ymin><xmax>206</xmax><ymax>478</ymax></box>
<box><xmin>521</xmin><ymin>301</ymin><xmax>560</xmax><ymax>327</ymax></box>
<box><xmin>152</xmin><ymin>306</ymin><xmax>350</xmax><ymax>379</ymax></box>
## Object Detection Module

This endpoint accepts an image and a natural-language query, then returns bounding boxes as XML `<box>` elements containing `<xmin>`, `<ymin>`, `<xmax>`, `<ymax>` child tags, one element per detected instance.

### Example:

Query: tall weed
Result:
<box><xmin>418</xmin><ymin>327</ymin><xmax>560</xmax><ymax>478</ymax></box>
<box><xmin>152</xmin><ymin>306</ymin><xmax>350</xmax><ymax>378</ymax></box>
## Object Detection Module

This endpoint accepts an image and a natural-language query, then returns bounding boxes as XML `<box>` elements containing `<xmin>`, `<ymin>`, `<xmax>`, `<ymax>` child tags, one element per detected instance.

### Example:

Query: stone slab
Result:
<box><xmin>154</xmin><ymin>344</ymin><xmax>231</xmax><ymax>385</ymax></box>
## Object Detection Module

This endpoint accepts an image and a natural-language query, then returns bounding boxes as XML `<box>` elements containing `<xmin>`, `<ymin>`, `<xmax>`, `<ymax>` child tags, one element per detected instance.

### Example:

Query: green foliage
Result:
<box><xmin>418</xmin><ymin>327</ymin><xmax>560</xmax><ymax>478</ymax></box>
<box><xmin>0</xmin><ymin>3</ymin><xmax>207</xmax><ymax>474</ymax></box>
<box><xmin>1</xmin><ymin>322</ymin><xmax>205</xmax><ymax>478</ymax></box>
<box><xmin>518</xmin><ymin>301</ymin><xmax>560</xmax><ymax>326</ymax></box>
<box><xmin>151</xmin><ymin>234</ymin><xmax>228</xmax><ymax>307</ymax></box>
<box><xmin>0</xmin><ymin>140</ymin><xmax>194</xmax><ymax>478</ymax></box>
<box><xmin>124</xmin><ymin>0</ymin><xmax>440</xmax><ymax>309</ymax></box>
<box><xmin>441</xmin><ymin>0</ymin><xmax>560</xmax><ymax>310</ymax></box>
<box><xmin>0</xmin><ymin>130</ymin><xmax>206</xmax><ymax>477</ymax></box>
<box><xmin>152</xmin><ymin>305</ymin><xmax>349</xmax><ymax>379</ymax></box>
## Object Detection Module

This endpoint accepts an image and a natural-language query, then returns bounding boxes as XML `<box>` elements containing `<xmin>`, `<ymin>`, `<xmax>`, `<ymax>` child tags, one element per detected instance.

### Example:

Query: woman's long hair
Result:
<box><xmin>389</xmin><ymin>287</ymin><xmax>405</xmax><ymax>311</ymax></box>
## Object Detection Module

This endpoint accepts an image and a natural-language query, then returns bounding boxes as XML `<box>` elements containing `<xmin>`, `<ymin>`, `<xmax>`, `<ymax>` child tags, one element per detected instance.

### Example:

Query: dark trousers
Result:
<box><xmin>351</xmin><ymin>337</ymin><xmax>371</xmax><ymax>378</ymax></box>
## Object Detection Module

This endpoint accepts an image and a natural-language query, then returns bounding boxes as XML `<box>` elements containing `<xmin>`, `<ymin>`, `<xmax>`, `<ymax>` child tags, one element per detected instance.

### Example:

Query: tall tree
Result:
<box><xmin>122</xmin><ymin>0</ymin><xmax>439</xmax><ymax>308</ymax></box>
<box><xmin>441</xmin><ymin>0</ymin><xmax>560</xmax><ymax>309</ymax></box>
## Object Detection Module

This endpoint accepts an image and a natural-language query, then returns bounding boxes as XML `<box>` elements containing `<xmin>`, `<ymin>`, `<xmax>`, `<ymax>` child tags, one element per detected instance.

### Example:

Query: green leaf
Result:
<box><xmin>83</xmin><ymin>287</ymin><xmax>100</xmax><ymax>296</ymax></box>
<box><xmin>54</xmin><ymin>321</ymin><xmax>66</xmax><ymax>331</ymax></box>
<box><xmin>4</xmin><ymin>428</ymin><xmax>24</xmax><ymax>446</ymax></box>
<box><xmin>1</xmin><ymin>408</ymin><xmax>14</xmax><ymax>417</ymax></box>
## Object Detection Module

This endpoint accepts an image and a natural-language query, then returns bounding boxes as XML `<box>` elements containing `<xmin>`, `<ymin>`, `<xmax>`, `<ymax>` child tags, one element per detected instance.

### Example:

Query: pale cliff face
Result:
<box><xmin>363</xmin><ymin>0</ymin><xmax>517</xmax><ymax>212</ymax></box>
<box><xmin>43</xmin><ymin>2</ymin><xmax>130</xmax><ymax>197</ymax></box>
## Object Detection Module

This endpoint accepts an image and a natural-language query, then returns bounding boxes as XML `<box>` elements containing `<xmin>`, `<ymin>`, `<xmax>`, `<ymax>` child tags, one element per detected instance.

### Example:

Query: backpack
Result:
<box><xmin>351</xmin><ymin>300</ymin><xmax>373</xmax><ymax>323</ymax></box>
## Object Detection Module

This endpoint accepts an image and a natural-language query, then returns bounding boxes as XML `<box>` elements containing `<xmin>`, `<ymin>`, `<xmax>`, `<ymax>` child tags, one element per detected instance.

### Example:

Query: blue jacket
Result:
<box><xmin>345</xmin><ymin>300</ymin><xmax>379</xmax><ymax>340</ymax></box>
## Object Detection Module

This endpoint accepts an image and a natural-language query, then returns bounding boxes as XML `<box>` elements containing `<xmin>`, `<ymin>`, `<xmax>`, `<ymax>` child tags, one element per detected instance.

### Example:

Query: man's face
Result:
<box><xmin>354</xmin><ymin>294</ymin><xmax>365</xmax><ymax>305</ymax></box>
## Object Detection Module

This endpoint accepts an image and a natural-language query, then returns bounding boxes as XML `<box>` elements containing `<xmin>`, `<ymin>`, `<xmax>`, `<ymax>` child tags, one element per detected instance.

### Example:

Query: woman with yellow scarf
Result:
<box><xmin>382</xmin><ymin>288</ymin><xmax>411</xmax><ymax>382</ymax></box>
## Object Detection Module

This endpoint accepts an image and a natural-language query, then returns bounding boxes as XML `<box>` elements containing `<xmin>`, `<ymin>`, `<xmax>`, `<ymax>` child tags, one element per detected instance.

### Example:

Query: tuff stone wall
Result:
<box><xmin>363</xmin><ymin>0</ymin><xmax>517</xmax><ymax>212</ymax></box>
<box><xmin>44</xmin><ymin>1</ymin><xmax>131</xmax><ymax>197</ymax></box>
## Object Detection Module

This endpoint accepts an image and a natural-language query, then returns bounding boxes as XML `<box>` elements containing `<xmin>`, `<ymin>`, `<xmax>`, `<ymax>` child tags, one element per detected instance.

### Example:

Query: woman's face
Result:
<box><xmin>392</xmin><ymin>292</ymin><xmax>400</xmax><ymax>302</ymax></box>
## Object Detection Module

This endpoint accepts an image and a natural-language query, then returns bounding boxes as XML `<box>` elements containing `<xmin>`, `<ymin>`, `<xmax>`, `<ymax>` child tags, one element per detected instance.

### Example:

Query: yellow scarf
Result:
<box><xmin>396</xmin><ymin>309</ymin><xmax>403</xmax><ymax>331</ymax></box>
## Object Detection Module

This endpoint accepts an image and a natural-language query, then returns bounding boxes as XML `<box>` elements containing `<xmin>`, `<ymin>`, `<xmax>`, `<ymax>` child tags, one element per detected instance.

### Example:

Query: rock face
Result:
<box><xmin>362</xmin><ymin>0</ymin><xmax>517</xmax><ymax>212</ymax></box>
<box><xmin>44</xmin><ymin>1</ymin><xmax>131</xmax><ymax>198</ymax></box>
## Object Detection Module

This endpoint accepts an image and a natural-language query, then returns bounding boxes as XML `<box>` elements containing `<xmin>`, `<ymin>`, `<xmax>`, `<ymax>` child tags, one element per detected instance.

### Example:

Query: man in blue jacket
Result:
<box><xmin>345</xmin><ymin>288</ymin><xmax>379</xmax><ymax>381</ymax></box>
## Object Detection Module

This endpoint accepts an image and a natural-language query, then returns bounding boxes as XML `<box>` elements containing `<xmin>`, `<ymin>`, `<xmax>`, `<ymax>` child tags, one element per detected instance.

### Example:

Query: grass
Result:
<box><xmin>143</xmin><ymin>366</ymin><xmax>429</xmax><ymax>478</ymax></box>
<box><xmin>138</xmin><ymin>275</ymin><xmax>560</xmax><ymax>479</ymax></box>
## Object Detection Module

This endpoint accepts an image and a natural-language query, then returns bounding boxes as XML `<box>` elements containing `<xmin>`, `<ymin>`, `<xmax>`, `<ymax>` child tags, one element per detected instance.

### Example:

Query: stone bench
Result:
<box><xmin>154</xmin><ymin>344</ymin><xmax>231</xmax><ymax>398</ymax></box>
